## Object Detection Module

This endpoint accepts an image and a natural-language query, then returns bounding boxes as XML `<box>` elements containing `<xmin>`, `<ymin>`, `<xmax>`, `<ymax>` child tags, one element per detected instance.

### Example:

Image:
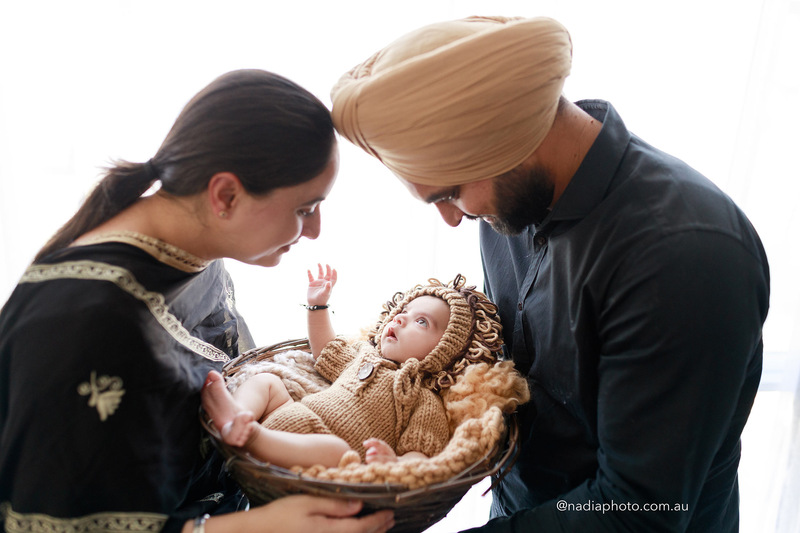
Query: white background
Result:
<box><xmin>1</xmin><ymin>1</ymin><xmax>798</xmax><ymax>531</ymax></box>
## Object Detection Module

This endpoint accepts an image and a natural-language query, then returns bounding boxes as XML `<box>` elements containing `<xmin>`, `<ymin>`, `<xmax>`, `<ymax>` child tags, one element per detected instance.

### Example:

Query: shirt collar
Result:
<box><xmin>538</xmin><ymin>100</ymin><xmax>631</xmax><ymax>226</ymax></box>
<box><xmin>76</xmin><ymin>231</ymin><xmax>212</xmax><ymax>273</ymax></box>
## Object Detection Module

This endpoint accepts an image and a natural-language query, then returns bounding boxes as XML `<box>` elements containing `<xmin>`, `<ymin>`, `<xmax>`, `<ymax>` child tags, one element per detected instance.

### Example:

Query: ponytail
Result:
<box><xmin>34</xmin><ymin>160</ymin><xmax>158</xmax><ymax>262</ymax></box>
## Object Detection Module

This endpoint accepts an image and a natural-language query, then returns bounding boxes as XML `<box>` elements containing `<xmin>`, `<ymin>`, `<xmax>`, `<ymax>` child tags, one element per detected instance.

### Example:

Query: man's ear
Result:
<box><xmin>207</xmin><ymin>172</ymin><xmax>243</xmax><ymax>218</ymax></box>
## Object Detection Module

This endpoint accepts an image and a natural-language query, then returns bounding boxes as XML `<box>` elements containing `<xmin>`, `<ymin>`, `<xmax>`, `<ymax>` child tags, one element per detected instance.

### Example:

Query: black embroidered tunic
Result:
<box><xmin>0</xmin><ymin>233</ymin><xmax>253</xmax><ymax>532</ymax></box>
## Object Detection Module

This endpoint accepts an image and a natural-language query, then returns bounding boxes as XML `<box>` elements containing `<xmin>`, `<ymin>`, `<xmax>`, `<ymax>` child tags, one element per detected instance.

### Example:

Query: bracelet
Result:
<box><xmin>193</xmin><ymin>514</ymin><xmax>210</xmax><ymax>533</ymax></box>
<box><xmin>304</xmin><ymin>304</ymin><xmax>329</xmax><ymax>311</ymax></box>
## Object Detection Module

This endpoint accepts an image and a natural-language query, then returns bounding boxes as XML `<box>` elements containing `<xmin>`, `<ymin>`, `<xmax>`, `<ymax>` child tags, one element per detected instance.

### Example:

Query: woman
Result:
<box><xmin>0</xmin><ymin>70</ymin><xmax>394</xmax><ymax>533</ymax></box>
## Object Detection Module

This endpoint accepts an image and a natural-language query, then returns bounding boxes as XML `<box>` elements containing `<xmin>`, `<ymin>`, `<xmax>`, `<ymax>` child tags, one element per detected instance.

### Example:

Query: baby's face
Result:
<box><xmin>380</xmin><ymin>295</ymin><xmax>450</xmax><ymax>364</ymax></box>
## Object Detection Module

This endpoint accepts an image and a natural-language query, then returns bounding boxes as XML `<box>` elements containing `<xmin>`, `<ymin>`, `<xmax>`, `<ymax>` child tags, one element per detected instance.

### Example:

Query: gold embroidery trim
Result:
<box><xmin>20</xmin><ymin>261</ymin><xmax>230</xmax><ymax>363</ymax></box>
<box><xmin>77</xmin><ymin>231</ymin><xmax>211</xmax><ymax>273</ymax></box>
<box><xmin>1</xmin><ymin>502</ymin><xmax>166</xmax><ymax>532</ymax></box>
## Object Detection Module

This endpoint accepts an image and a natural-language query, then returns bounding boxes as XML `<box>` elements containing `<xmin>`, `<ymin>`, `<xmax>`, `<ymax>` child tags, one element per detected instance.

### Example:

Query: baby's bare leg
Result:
<box><xmin>202</xmin><ymin>371</ymin><xmax>294</xmax><ymax>448</ymax></box>
<box><xmin>231</xmin><ymin>372</ymin><xmax>293</xmax><ymax>421</ymax></box>
<box><xmin>246</xmin><ymin>428</ymin><xmax>353</xmax><ymax>468</ymax></box>
<box><xmin>203</xmin><ymin>372</ymin><xmax>347</xmax><ymax>467</ymax></box>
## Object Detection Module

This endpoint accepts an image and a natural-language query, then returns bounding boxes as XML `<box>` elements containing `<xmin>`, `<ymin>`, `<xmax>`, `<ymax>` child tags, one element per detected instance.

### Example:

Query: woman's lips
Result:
<box><xmin>281</xmin><ymin>239</ymin><xmax>301</xmax><ymax>252</ymax></box>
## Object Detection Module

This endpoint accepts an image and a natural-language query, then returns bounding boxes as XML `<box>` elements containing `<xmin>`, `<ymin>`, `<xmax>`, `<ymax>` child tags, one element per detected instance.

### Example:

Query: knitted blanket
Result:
<box><xmin>224</xmin><ymin>348</ymin><xmax>529</xmax><ymax>489</ymax></box>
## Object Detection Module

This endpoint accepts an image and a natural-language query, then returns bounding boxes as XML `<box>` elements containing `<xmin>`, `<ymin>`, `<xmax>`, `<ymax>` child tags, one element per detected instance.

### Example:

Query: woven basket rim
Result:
<box><xmin>202</xmin><ymin>337</ymin><xmax>520</xmax><ymax>507</ymax></box>
<box><xmin>223</xmin><ymin>337</ymin><xmax>312</xmax><ymax>379</ymax></box>
<box><xmin>200</xmin><ymin>408</ymin><xmax>518</xmax><ymax>502</ymax></box>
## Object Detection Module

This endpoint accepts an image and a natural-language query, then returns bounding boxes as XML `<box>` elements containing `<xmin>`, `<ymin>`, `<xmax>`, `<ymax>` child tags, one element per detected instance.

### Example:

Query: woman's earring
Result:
<box><xmin>218</xmin><ymin>210</ymin><xmax>228</xmax><ymax>218</ymax></box>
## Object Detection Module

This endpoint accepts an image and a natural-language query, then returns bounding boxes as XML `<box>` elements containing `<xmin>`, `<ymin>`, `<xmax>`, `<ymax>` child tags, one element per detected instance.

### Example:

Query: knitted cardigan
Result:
<box><xmin>261</xmin><ymin>337</ymin><xmax>449</xmax><ymax>459</ymax></box>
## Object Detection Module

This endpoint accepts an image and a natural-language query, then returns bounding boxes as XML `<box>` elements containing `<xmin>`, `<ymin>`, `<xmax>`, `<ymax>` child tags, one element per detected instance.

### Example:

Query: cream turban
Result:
<box><xmin>331</xmin><ymin>16</ymin><xmax>572</xmax><ymax>186</ymax></box>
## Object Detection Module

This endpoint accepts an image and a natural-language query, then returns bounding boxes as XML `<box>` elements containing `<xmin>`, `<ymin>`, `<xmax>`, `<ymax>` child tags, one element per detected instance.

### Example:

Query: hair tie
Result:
<box><xmin>144</xmin><ymin>158</ymin><xmax>160</xmax><ymax>181</ymax></box>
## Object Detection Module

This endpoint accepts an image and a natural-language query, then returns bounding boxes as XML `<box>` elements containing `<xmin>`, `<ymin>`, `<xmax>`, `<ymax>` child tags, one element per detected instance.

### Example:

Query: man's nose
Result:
<box><xmin>435</xmin><ymin>203</ymin><xmax>463</xmax><ymax>227</ymax></box>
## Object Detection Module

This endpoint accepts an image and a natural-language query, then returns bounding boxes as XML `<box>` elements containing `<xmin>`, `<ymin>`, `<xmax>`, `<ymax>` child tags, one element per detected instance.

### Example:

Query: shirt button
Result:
<box><xmin>358</xmin><ymin>362</ymin><xmax>374</xmax><ymax>380</ymax></box>
<box><xmin>535</xmin><ymin>235</ymin><xmax>547</xmax><ymax>246</ymax></box>
<box><xmin>518</xmin><ymin>302</ymin><xmax>523</xmax><ymax>311</ymax></box>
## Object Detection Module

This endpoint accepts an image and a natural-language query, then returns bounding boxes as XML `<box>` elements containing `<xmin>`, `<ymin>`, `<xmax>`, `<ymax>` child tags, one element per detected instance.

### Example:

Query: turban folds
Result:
<box><xmin>330</xmin><ymin>16</ymin><xmax>572</xmax><ymax>186</ymax></box>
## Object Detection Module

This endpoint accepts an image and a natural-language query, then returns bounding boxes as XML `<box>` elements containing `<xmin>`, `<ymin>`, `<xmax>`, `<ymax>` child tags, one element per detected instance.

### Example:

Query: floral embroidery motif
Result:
<box><xmin>78</xmin><ymin>372</ymin><xmax>126</xmax><ymax>422</ymax></box>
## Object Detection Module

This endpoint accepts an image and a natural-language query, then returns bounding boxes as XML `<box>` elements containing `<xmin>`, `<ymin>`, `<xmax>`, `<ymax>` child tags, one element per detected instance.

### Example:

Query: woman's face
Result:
<box><xmin>227</xmin><ymin>149</ymin><xmax>339</xmax><ymax>267</ymax></box>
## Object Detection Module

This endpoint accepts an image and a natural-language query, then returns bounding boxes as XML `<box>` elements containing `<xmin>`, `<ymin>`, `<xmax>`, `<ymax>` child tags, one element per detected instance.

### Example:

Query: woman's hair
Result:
<box><xmin>35</xmin><ymin>69</ymin><xmax>336</xmax><ymax>262</ymax></box>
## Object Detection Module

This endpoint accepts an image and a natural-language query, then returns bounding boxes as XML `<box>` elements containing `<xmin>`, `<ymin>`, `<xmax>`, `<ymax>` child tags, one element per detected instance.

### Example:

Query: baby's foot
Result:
<box><xmin>220</xmin><ymin>410</ymin><xmax>258</xmax><ymax>447</ymax></box>
<box><xmin>202</xmin><ymin>371</ymin><xmax>254</xmax><ymax>446</ymax></box>
<box><xmin>364</xmin><ymin>438</ymin><xmax>398</xmax><ymax>464</ymax></box>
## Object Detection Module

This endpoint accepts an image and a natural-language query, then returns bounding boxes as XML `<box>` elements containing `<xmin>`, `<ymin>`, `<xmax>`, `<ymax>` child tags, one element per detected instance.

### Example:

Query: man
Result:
<box><xmin>330</xmin><ymin>16</ymin><xmax>770</xmax><ymax>532</ymax></box>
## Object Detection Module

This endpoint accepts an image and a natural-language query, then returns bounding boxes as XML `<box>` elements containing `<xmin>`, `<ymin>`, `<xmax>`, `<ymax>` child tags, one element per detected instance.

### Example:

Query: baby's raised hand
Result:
<box><xmin>364</xmin><ymin>438</ymin><xmax>397</xmax><ymax>464</ymax></box>
<box><xmin>307</xmin><ymin>264</ymin><xmax>337</xmax><ymax>306</ymax></box>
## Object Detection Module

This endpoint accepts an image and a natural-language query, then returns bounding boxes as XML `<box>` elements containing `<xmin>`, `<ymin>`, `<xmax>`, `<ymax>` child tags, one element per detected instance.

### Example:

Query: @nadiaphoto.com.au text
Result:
<box><xmin>556</xmin><ymin>500</ymin><xmax>689</xmax><ymax>514</ymax></box>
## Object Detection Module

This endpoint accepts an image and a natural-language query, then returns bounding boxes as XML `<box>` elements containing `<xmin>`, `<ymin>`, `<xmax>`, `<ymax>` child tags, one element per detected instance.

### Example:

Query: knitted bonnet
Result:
<box><xmin>368</xmin><ymin>275</ymin><xmax>504</xmax><ymax>391</ymax></box>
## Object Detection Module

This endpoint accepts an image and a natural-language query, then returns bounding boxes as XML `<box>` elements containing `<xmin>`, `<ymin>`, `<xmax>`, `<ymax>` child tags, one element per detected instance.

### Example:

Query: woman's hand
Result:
<box><xmin>195</xmin><ymin>495</ymin><xmax>394</xmax><ymax>533</ymax></box>
<box><xmin>307</xmin><ymin>263</ymin><xmax>337</xmax><ymax>306</ymax></box>
<box><xmin>257</xmin><ymin>496</ymin><xmax>394</xmax><ymax>533</ymax></box>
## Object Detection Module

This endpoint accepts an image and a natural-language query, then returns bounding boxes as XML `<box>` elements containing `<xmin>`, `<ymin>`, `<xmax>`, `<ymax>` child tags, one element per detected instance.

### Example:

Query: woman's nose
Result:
<box><xmin>301</xmin><ymin>210</ymin><xmax>321</xmax><ymax>240</ymax></box>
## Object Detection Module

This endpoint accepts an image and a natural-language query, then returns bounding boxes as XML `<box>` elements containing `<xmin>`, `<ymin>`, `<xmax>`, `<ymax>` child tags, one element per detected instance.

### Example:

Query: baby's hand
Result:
<box><xmin>307</xmin><ymin>264</ymin><xmax>337</xmax><ymax>306</ymax></box>
<box><xmin>364</xmin><ymin>438</ymin><xmax>397</xmax><ymax>464</ymax></box>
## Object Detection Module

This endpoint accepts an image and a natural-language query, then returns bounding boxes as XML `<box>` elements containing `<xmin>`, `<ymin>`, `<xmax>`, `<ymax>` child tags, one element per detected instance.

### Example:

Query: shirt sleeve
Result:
<box><xmin>396</xmin><ymin>390</ymin><xmax>449</xmax><ymax>457</ymax></box>
<box><xmin>465</xmin><ymin>230</ymin><xmax>769</xmax><ymax>532</ymax></box>
<box><xmin>314</xmin><ymin>337</ymin><xmax>359</xmax><ymax>382</ymax></box>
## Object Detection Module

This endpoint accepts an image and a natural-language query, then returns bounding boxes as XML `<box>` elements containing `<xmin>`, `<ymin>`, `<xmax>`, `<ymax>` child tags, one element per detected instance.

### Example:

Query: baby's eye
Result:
<box><xmin>416</xmin><ymin>317</ymin><xmax>428</xmax><ymax>327</ymax></box>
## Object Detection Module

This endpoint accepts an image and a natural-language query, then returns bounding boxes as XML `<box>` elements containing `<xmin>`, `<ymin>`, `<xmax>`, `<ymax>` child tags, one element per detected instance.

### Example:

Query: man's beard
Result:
<box><xmin>488</xmin><ymin>163</ymin><xmax>555</xmax><ymax>236</ymax></box>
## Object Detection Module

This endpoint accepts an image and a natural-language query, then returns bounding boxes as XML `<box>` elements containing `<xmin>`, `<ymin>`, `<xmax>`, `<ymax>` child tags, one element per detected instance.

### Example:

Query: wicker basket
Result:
<box><xmin>201</xmin><ymin>339</ymin><xmax>520</xmax><ymax>533</ymax></box>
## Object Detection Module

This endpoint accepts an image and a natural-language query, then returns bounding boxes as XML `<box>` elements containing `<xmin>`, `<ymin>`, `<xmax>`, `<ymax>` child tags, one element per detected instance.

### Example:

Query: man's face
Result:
<box><xmin>402</xmin><ymin>159</ymin><xmax>555</xmax><ymax>235</ymax></box>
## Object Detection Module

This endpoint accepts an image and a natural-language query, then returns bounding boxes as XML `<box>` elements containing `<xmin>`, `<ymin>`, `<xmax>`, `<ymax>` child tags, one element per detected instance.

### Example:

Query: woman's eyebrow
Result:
<box><xmin>300</xmin><ymin>195</ymin><xmax>326</xmax><ymax>205</ymax></box>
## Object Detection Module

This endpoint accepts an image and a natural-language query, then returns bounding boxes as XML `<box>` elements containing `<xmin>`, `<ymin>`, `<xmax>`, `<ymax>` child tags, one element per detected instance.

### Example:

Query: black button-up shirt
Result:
<box><xmin>476</xmin><ymin>100</ymin><xmax>769</xmax><ymax>532</ymax></box>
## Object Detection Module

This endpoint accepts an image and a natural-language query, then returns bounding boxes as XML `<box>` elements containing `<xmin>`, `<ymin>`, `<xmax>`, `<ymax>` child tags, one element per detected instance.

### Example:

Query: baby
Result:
<box><xmin>202</xmin><ymin>265</ymin><xmax>503</xmax><ymax>469</ymax></box>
